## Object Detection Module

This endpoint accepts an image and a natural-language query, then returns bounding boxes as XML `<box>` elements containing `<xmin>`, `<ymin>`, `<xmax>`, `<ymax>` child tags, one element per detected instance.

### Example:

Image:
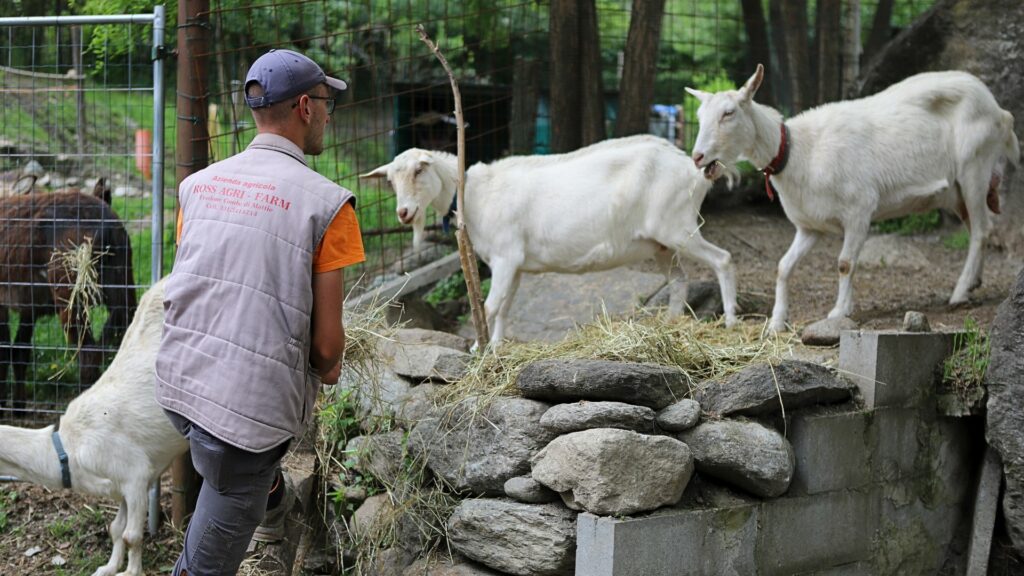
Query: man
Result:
<box><xmin>156</xmin><ymin>49</ymin><xmax>364</xmax><ymax>575</ymax></box>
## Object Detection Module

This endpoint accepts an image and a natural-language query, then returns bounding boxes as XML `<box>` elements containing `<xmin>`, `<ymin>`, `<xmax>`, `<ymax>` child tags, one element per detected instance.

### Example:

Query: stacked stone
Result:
<box><xmin>334</xmin><ymin>330</ymin><xmax>858</xmax><ymax>576</ymax></box>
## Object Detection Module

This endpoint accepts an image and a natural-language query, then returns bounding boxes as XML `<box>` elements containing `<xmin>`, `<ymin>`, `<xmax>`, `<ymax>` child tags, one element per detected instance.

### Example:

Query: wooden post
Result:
<box><xmin>171</xmin><ymin>0</ymin><xmax>210</xmax><ymax>530</ymax></box>
<box><xmin>616</xmin><ymin>0</ymin><xmax>667</xmax><ymax>137</ymax></box>
<box><xmin>72</xmin><ymin>26</ymin><xmax>85</xmax><ymax>163</ymax></box>
<box><xmin>416</xmin><ymin>26</ymin><xmax>490</xmax><ymax>347</ymax></box>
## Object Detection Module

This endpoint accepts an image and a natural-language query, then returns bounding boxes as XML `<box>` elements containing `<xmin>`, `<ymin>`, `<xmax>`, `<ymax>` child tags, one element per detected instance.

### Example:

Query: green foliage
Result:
<box><xmin>944</xmin><ymin>230</ymin><xmax>969</xmax><ymax>250</ymax></box>
<box><xmin>680</xmin><ymin>70</ymin><xmax>739</xmax><ymax>151</ymax></box>
<box><xmin>424</xmin><ymin>271</ymin><xmax>491</xmax><ymax>307</ymax></box>
<box><xmin>0</xmin><ymin>489</ymin><xmax>16</xmax><ymax>532</ymax></box>
<box><xmin>872</xmin><ymin>210</ymin><xmax>943</xmax><ymax>235</ymax></box>
<box><xmin>320</xmin><ymin>387</ymin><xmax>362</xmax><ymax>452</ymax></box>
<box><xmin>943</xmin><ymin>317</ymin><xmax>990</xmax><ymax>399</ymax></box>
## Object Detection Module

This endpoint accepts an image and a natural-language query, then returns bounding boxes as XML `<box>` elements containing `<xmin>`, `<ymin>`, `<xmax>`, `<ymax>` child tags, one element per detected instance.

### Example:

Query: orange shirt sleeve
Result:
<box><xmin>313</xmin><ymin>201</ymin><xmax>365</xmax><ymax>273</ymax></box>
<box><xmin>176</xmin><ymin>206</ymin><xmax>183</xmax><ymax>244</ymax></box>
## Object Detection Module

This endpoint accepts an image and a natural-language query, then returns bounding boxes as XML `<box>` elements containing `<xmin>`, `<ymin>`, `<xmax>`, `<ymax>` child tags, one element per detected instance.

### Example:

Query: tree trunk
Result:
<box><xmin>549</xmin><ymin>0</ymin><xmax>581</xmax><ymax>152</ymax></box>
<box><xmin>780</xmin><ymin>0</ymin><xmax>813</xmax><ymax>111</ymax></box>
<box><xmin>768</xmin><ymin>0</ymin><xmax>792</xmax><ymax>111</ymax></box>
<box><xmin>616</xmin><ymin>0</ymin><xmax>667</xmax><ymax>137</ymax></box>
<box><xmin>739</xmin><ymin>0</ymin><xmax>775</xmax><ymax>107</ymax></box>
<box><xmin>864</xmin><ymin>0</ymin><xmax>895</xmax><ymax>65</ymax></box>
<box><xmin>510</xmin><ymin>58</ymin><xmax>539</xmax><ymax>155</ymax></box>
<box><xmin>579</xmin><ymin>0</ymin><xmax>605</xmax><ymax>146</ymax></box>
<box><xmin>842</xmin><ymin>0</ymin><xmax>862</xmax><ymax>96</ymax></box>
<box><xmin>816</xmin><ymin>0</ymin><xmax>842</xmax><ymax>103</ymax></box>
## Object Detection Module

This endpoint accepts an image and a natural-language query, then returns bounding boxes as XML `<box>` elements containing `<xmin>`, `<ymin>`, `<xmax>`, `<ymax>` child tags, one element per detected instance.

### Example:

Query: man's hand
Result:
<box><xmin>316</xmin><ymin>360</ymin><xmax>342</xmax><ymax>385</ymax></box>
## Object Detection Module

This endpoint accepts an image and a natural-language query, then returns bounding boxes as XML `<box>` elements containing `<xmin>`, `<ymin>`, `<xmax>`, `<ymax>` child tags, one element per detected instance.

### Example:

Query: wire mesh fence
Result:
<box><xmin>0</xmin><ymin>12</ymin><xmax>165</xmax><ymax>424</ymax></box>
<box><xmin>0</xmin><ymin>0</ymin><xmax>940</xmax><ymax>423</ymax></box>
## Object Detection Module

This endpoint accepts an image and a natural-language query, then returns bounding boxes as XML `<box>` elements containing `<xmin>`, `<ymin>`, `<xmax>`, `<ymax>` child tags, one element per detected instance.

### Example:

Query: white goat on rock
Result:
<box><xmin>361</xmin><ymin>135</ymin><xmax>738</xmax><ymax>347</ymax></box>
<box><xmin>687</xmin><ymin>65</ymin><xmax>1020</xmax><ymax>333</ymax></box>
<box><xmin>0</xmin><ymin>278</ymin><xmax>187</xmax><ymax>576</ymax></box>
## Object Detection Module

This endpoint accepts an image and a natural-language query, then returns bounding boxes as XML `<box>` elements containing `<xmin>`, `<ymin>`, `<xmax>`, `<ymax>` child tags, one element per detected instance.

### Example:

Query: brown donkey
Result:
<box><xmin>0</xmin><ymin>192</ymin><xmax>137</xmax><ymax>411</ymax></box>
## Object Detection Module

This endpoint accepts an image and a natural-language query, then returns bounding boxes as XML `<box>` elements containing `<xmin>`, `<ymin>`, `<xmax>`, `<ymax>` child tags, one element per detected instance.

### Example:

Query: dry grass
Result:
<box><xmin>438</xmin><ymin>310</ymin><xmax>796</xmax><ymax>409</ymax></box>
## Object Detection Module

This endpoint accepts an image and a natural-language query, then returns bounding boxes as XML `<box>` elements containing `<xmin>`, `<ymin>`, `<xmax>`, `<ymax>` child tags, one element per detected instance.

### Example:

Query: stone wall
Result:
<box><xmin>325</xmin><ymin>328</ymin><xmax>985</xmax><ymax>576</ymax></box>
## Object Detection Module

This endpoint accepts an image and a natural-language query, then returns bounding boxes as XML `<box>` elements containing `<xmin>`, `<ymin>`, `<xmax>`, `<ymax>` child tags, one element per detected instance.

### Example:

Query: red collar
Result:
<box><xmin>760</xmin><ymin>123</ymin><xmax>790</xmax><ymax>201</ymax></box>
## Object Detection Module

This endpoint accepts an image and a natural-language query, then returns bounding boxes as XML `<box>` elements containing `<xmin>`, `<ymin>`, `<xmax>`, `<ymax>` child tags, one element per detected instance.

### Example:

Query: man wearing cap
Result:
<box><xmin>156</xmin><ymin>49</ymin><xmax>364</xmax><ymax>575</ymax></box>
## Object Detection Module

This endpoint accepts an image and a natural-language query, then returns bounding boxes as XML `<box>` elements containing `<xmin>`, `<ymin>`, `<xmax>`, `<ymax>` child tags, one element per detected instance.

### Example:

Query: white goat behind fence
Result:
<box><xmin>0</xmin><ymin>278</ymin><xmax>187</xmax><ymax>576</ymax></box>
<box><xmin>687</xmin><ymin>65</ymin><xmax>1020</xmax><ymax>332</ymax></box>
<box><xmin>361</xmin><ymin>135</ymin><xmax>738</xmax><ymax>347</ymax></box>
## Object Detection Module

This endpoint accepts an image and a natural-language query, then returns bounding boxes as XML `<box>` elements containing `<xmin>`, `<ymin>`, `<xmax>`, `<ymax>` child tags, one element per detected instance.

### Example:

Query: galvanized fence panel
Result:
<box><xmin>0</xmin><ymin>9</ymin><xmax>166</xmax><ymax>425</ymax></box>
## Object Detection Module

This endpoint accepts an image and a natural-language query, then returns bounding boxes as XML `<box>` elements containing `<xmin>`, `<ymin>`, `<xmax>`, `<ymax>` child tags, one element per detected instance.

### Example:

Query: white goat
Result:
<box><xmin>0</xmin><ymin>278</ymin><xmax>187</xmax><ymax>576</ymax></box>
<box><xmin>687</xmin><ymin>65</ymin><xmax>1020</xmax><ymax>333</ymax></box>
<box><xmin>360</xmin><ymin>135</ymin><xmax>738</xmax><ymax>347</ymax></box>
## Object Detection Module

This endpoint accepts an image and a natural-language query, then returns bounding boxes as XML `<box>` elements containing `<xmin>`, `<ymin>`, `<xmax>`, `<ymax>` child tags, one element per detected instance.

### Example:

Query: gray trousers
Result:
<box><xmin>166</xmin><ymin>411</ymin><xmax>288</xmax><ymax>576</ymax></box>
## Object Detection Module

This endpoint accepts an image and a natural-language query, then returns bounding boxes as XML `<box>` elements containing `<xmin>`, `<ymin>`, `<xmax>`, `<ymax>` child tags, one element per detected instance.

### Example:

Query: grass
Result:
<box><xmin>0</xmin><ymin>488</ymin><xmax>16</xmax><ymax>533</ymax></box>
<box><xmin>943</xmin><ymin>316</ymin><xmax>990</xmax><ymax>402</ymax></box>
<box><xmin>872</xmin><ymin>210</ymin><xmax>943</xmax><ymax>235</ymax></box>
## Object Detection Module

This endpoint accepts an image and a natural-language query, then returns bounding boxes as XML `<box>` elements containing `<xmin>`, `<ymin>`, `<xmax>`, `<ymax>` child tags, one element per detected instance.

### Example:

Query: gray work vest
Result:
<box><xmin>156</xmin><ymin>133</ymin><xmax>354</xmax><ymax>452</ymax></box>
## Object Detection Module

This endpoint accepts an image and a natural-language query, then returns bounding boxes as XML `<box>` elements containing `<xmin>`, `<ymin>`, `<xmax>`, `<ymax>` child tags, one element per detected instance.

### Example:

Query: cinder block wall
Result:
<box><xmin>577</xmin><ymin>331</ymin><xmax>984</xmax><ymax>576</ymax></box>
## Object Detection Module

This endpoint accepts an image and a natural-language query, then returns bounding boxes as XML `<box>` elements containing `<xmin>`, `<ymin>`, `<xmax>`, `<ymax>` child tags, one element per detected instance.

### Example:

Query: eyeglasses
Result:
<box><xmin>293</xmin><ymin>94</ymin><xmax>336</xmax><ymax>115</ymax></box>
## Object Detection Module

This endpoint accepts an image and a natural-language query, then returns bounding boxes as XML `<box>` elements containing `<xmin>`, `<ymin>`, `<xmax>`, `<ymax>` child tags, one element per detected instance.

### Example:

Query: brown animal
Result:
<box><xmin>0</xmin><ymin>192</ymin><xmax>137</xmax><ymax>410</ymax></box>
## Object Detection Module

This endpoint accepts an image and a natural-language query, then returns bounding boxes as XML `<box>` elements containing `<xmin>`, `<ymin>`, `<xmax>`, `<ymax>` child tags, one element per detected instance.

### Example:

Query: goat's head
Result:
<box><xmin>360</xmin><ymin>149</ymin><xmax>449</xmax><ymax>249</ymax></box>
<box><xmin>686</xmin><ymin>64</ymin><xmax>765</xmax><ymax>180</ymax></box>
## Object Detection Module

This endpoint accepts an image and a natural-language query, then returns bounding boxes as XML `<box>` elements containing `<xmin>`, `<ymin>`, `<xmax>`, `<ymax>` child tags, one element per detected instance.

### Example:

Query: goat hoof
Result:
<box><xmin>91</xmin><ymin>568</ymin><xmax>117</xmax><ymax>576</ymax></box>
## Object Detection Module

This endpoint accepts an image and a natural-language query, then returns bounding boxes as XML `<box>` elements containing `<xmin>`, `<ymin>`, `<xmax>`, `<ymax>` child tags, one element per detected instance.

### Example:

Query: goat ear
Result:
<box><xmin>359</xmin><ymin>164</ymin><xmax>390</xmax><ymax>179</ymax></box>
<box><xmin>416</xmin><ymin>152</ymin><xmax>434</xmax><ymax>166</ymax></box>
<box><xmin>740</xmin><ymin>64</ymin><xmax>765</xmax><ymax>101</ymax></box>
<box><xmin>684</xmin><ymin>87</ymin><xmax>710</xmax><ymax>103</ymax></box>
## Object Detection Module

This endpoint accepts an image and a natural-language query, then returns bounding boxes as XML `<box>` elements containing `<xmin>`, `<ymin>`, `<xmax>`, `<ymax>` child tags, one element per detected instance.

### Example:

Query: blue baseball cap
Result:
<box><xmin>244</xmin><ymin>49</ymin><xmax>348</xmax><ymax>109</ymax></box>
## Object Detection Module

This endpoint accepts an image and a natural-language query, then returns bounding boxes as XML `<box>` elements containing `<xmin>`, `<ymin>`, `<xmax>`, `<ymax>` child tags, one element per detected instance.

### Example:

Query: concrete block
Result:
<box><xmin>576</xmin><ymin>504</ymin><xmax>758</xmax><ymax>576</ymax></box>
<box><xmin>789</xmin><ymin>410</ymin><xmax>872</xmax><ymax>495</ymax></box>
<box><xmin>798</xmin><ymin>562</ymin><xmax>878</xmax><ymax>575</ymax></box>
<box><xmin>867</xmin><ymin>407</ymin><xmax>921</xmax><ymax>482</ymax></box>
<box><xmin>756</xmin><ymin>490</ymin><xmax>879</xmax><ymax>575</ymax></box>
<box><xmin>838</xmin><ymin>331</ymin><xmax>957</xmax><ymax>409</ymax></box>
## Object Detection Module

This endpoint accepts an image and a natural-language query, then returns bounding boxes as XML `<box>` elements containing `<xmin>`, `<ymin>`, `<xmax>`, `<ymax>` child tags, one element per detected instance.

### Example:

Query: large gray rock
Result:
<box><xmin>409</xmin><ymin>396</ymin><xmax>555</xmax><ymax>495</ymax></box>
<box><xmin>985</xmin><ymin>269</ymin><xmax>1024</xmax><ymax>555</ymax></box>
<box><xmin>504</xmin><ymin>475</ymin><xmax>560</xmax><ymax>504</ymax></box>
<box><xmin>391</xmin><ymin>328</ymin><xmax>472</xmax><ymax>352</ymax></box>
<box><xmin>680</xmin><ymin>420</ymin><xmax>795</xmax><ymax>498</ymax></box>
<box><xmin>517</xmin><ymin>359</ymin><xmax>688</xmax><ymax>409</ymax></box>
<box><xmin>447</xmin><ymin>499</ymin><xmax>577</xmax><ymax>576</ymax></box>
<box><xmin>800</xmin><ymin>317</ymin><xmax>860</xmax><ymax>347</ymax></box>
<box><xmin>659</xmin><ymin>278</ymin><xmax>770</xmax><ymax>317</ymax></box>
<box><xmin>336</xmin><ymin>369</ymin><xmax>412</xmax><ymax>431</ymax></box>
<box><xmin>656</xmin><ymin>398</ymin><xmax>702</xmax><ymax>431</ymax></box>
<box><xmin>531</xmin><ymin>428</ymin><xmax>694</xmax><ymax>516</ymax></box>
<box><xmin>695</xmin><ymin>360</ymin><xmax>855</xmax><ymax>417</ymax></box>
<box><xmin>539</xmin><ymin>401</ymin><xmax>655</xmax><ymax>434</ymax></box>
<box><xmin>380</xmin><ymin>331</ymin><xmax>471</xmax><ymax>382</ymax></box>
<box><xmin>857</xmin><ymin>234</ymin><xmax>930</xmax><ymax>269</ymax></box>
<box><xmin>396</xmin><ymin>383</ymin><xmax>441</xmax><ymax>424</ymax></box>
<box><xmin>346</xmin><ymin>431</ymin><xmax>409</xmax><ymax>486</ymax></box>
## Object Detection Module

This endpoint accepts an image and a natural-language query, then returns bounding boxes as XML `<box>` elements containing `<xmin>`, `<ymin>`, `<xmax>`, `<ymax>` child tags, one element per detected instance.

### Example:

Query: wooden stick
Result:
<box><xmin>416</xmin><ymin>25</ymin><xmax>491</xmax><ymax>347</ymax></box>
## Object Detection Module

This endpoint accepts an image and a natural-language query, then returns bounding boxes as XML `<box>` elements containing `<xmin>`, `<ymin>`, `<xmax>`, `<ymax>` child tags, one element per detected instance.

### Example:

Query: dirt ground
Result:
<box><xmin>0</xmin><ymin>206</ymin><xmax>1022</xmax><ymax>575</ymax></box>
<box><xmin>692</xmin><ymin>203</ymin><xmax>1021</xmax><ymax>333</ymax></box>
